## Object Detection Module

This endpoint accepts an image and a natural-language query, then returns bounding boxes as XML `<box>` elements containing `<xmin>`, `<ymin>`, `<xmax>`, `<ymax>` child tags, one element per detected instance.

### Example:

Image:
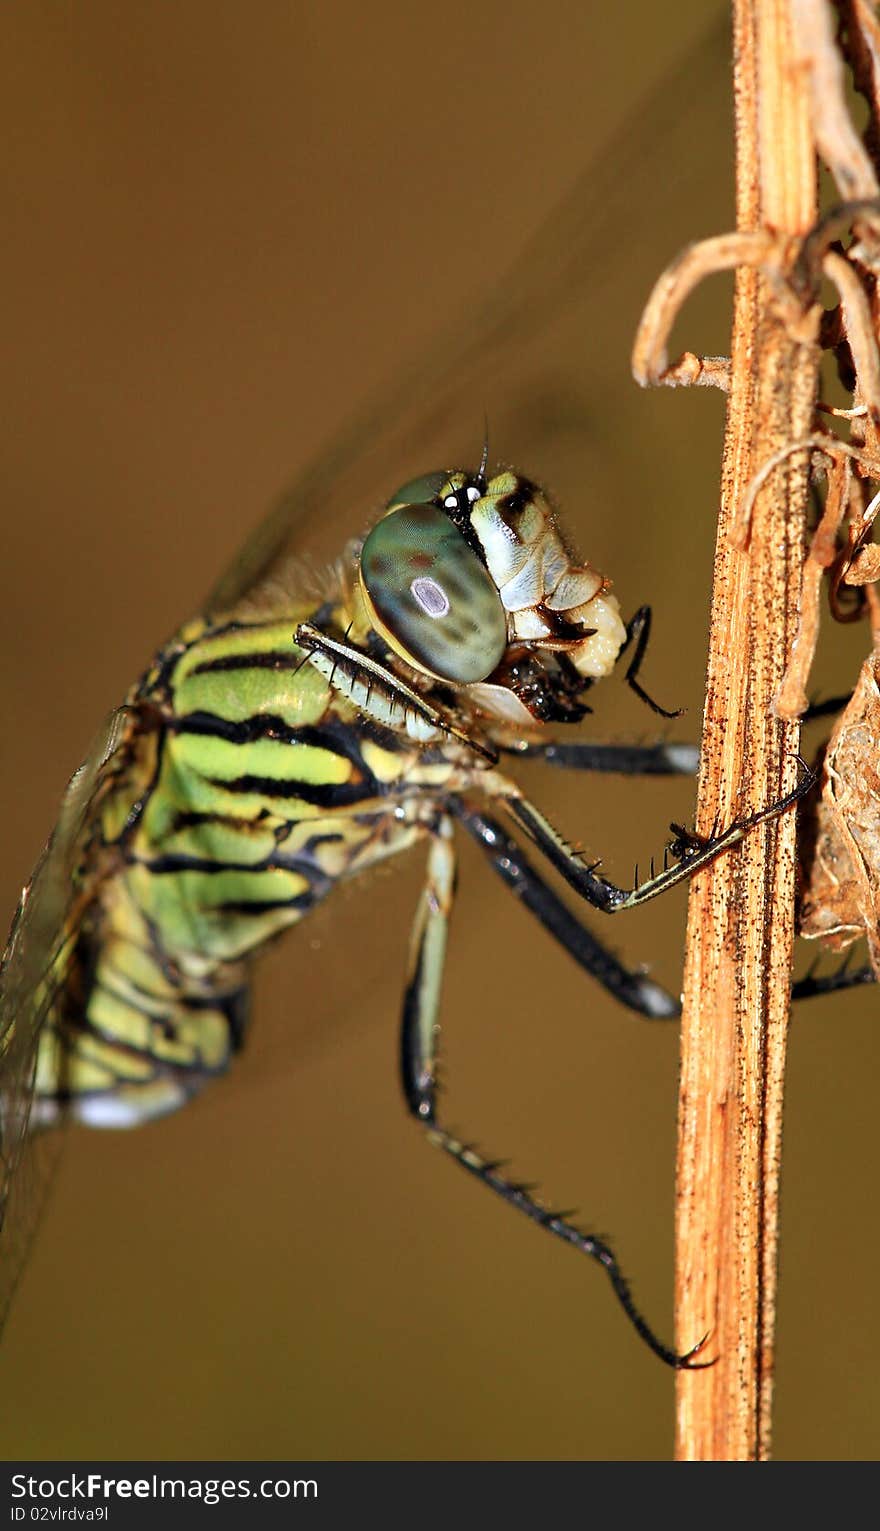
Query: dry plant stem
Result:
<box><xmin>674</xmin><ymin>0</ymin><xmax>820</xmax><ymax>1462</ymax></box>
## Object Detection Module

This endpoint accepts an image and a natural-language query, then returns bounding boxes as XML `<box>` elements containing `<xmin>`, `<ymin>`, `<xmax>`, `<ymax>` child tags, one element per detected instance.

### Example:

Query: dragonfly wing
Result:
<box><xmin>2</xmin><ymin>18</ymin><xmax>732</xmax><ymax>1334</ymax></box>
<box><xmin>0</xmin><ymin>708</ymin><xmax>133</xmax><ymax>1325</ymax></box>
<box><xmin>205</xmin><ymin>22</ymin><xmax>730</xmax><ymax>616</ymax></box>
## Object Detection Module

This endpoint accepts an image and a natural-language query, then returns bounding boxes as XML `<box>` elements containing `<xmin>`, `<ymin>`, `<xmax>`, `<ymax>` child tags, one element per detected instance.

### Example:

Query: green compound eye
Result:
<box><xmin>360</xmin><ymin>503</ymin><xmax>508</xmax><ymax>684</ymax></box>
<box><xmin>385</xmin><ymin>471</ymin><xmax>450</xmax><ymax>511</ymax></box>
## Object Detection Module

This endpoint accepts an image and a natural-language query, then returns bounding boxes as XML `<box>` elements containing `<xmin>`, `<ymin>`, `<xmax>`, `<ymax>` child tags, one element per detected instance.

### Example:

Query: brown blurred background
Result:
<box><xmin>1</xmin><ymin>1</ymin><xmax>877</xmax><ymax>1462</ymax></box>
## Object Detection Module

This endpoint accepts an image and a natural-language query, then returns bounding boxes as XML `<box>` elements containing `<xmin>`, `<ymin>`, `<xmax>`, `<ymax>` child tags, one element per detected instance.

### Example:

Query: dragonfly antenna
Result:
<box><xmin>478</xmin><ymin>419</ymin><xmax>490</xmax><ymax>480</ymax></box>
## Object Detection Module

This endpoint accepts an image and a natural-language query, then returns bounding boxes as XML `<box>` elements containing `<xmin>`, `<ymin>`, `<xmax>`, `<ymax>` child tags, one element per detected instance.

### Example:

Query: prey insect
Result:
<box><xmin>0</xmin><ymin>461</ymin><xmax>812</xmax><ymax>1367</ymax></box>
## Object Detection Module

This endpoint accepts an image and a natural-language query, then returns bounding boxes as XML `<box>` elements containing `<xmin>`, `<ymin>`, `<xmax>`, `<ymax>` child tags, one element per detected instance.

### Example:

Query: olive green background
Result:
<box><xmin>1</xmin><ymin>2</ymin><xmax>878</xmax><ymax>1462</ymax></box>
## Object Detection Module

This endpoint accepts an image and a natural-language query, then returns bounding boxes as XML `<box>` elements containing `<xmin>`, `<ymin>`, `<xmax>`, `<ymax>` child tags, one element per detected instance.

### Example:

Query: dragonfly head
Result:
<box><xmin>357</xmin><ymin>467</ymin><xmax>627</xmax><ymax>724</ymax></box>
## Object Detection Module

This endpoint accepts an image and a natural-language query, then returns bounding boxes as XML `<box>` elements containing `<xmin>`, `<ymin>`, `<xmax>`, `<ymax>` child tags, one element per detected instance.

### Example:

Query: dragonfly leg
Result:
<box><xmin>399</xmin><ymin>816</ymin><xmax>709</xmax><ymax>1369</ymax></box>
<box><xmin>497</xmin><ymin>739</ymin><xmax>699</xmax><ymax>777</ymax></box>
<box><xmin>619</xmin><ymin>605</ymin><xmax>683</xmax><ymax>719</ymax></box>
<box><xmin>455</xmin><ymin>795</ymin><xmax>874</xmax><ymax>1011</ymax></box>
<box><xmin>295</xmin><ymin>623</ymin><xmax>496</xmax><ymax>762</ymax></box>
<box><xmin>792</xmin><ymin>960</ymin><xmax>876</xmax><ymax>1001</ymax></box>
<box><xmin>481</xmin><ymin>765</ymin><xmax>814</xmax><ymax>913</ymax></box>
<box><xmin>450</xmin><ymin>800</ymin><xmax>678</xmax><ymax>1019</ymax></box>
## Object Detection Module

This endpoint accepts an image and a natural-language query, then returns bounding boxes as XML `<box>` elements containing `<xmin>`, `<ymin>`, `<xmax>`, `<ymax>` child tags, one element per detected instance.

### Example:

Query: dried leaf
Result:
<box><xmin>799</xmin><ymin>648</ymin><xmax>880</xmax><ymax>973</ymax></box>
<box><xmin>842</xmin><ymin>543</ymin><xmax>880</xmax><ymax>584</ymax></box>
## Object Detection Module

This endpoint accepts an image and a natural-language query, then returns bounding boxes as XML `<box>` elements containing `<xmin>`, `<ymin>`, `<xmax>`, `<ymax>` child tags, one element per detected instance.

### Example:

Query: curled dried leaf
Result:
<box><xmin>842</xmin><ymin>542</ymin><xmax>880</xmax><ymax>584</ymax></box>
<box><xmin>799</xmin><ymin>648</ymin><xmax>880</xmax><ymax>974</ymax></box>
<box><xmin>775</xmin><ymin>452</ymin><xmax>851</xmax><ymax>719</ymax></box>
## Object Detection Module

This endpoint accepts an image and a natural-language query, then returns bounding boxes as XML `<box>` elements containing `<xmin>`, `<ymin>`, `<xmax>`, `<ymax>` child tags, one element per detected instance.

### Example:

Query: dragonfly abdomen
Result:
<box><xmin>32</xmin><ymin>606</ymin><xmax>439</xmax><ymax>1127</ymax></box>
<box><xmin>31</xmin><ymin>871</ymin><xmax>252</xmax><ymax>1127</ymax></box>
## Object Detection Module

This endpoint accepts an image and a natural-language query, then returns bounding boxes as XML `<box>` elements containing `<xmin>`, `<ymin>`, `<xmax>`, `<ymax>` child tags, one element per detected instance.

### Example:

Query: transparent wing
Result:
<box><xmin>0</xmin><ymin>708</ymin><xmax>132</xmax><ymax>1324</ymax></box>
<box><xmin>206</xmin><ymin>21</ymin><xmax>730</xmax><ymax>617</ymax></box>
<box><xmin>1</xmin><ymin>22</ymin><xmax>731</xmax><ymax>1327</ymax></box>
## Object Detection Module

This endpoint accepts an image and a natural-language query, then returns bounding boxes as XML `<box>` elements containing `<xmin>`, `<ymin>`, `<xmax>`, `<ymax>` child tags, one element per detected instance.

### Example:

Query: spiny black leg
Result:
<box><xmin>620</xmin><ymin>606</ymin><xmax>683</xmax><ymax>720</ymax></box>
<box><xmin>498</xmin><ymin>739</ymin><xmax>700</xmax><ymax>777</ymax></box>
<box><xmin>452</xmin><ymin>801</ymin><xmax>679</xmax><ymax>1019</ymax></box>
<box><xmin>421</xmin><ymin>1136</ymin><xmax>711</xmax><ymax>1369</ymax></box>
<box><xmin>792</xmin><ymin>958</ymin><xmax>876</xmax><ymax>1001</ymax></box>
<box><xmin>489</xmin><ymin>764</ymin><xmax>814</xmax><ymax>913</ymax></box>
<box><xmin>401</xmin><ymin>819</ymin><xmax>709</xmax><ymax>1369</ymax></box>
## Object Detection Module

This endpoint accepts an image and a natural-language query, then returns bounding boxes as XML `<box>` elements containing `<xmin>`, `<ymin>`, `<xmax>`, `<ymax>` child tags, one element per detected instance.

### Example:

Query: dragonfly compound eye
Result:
<box><xmin>359</xmin><ymin>503</ymin><xmax>509</xmax><ymax>684</ymax></box>
<box><xmin>385</xmin><ymin>471</ymin><xmax>451</xmax><ymax>510</ymax></box>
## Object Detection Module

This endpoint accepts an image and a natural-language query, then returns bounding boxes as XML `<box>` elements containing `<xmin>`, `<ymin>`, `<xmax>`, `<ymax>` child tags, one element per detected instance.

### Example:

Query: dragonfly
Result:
<box><xmin>1</xmin><ymin>429</ymin><xmax>818</xmax><ymax>1365</ymax></box>
<box><xmin>0</xmin><ymin>16</ymin><xmax>873</xmax><ymax>1398</ymax></box>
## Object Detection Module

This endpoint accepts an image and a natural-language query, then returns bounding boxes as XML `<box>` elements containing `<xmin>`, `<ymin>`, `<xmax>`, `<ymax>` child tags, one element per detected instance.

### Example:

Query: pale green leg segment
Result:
<box><xmin>401</xmin><ymin>819</ymin><xmax>455</xmax><ymax>1108</ymax></box>
<box><xmin>398</xmin><ymin>816</ymin><xmax>707</xmax><ymax>1369</ymax></box>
